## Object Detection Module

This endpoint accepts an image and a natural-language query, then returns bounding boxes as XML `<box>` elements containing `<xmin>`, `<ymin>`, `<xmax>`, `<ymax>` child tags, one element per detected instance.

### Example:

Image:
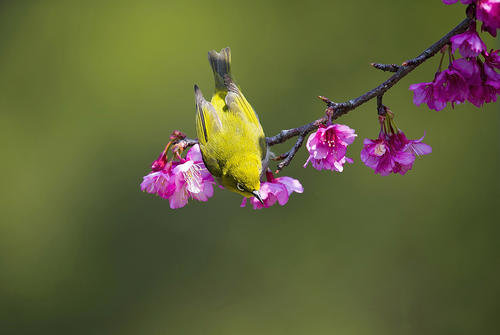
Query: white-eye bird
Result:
<box><xmin>194</xmin><ymin>47</ymin><xmax>268</xmax><ymax>204</ymax></box>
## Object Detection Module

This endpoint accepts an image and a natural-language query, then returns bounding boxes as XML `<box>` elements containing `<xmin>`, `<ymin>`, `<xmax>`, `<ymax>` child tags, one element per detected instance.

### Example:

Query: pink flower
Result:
<box><xmin>240</xmin><ymin>171</ymin><xmax>303</xmax><ymax>209</ymax></box>
<box><xmin>140</xmin><ymin>144</ymin><xmax>215</xmax><ymax>209</ymax></box>
<box><xmin>484</xmin><ymin>49</ymin><xmax>500</xmax><ymax>70</ymax></box>
<box><xmin>141</xmin><ymin>148</ymin><xmax>175</xmax><ymax>198</ymax></box>
<box><xmin>467</xmin><ymin>62</ymin><xmax>499</xmax><ymax>107</ymax></box>
<box><xmin>409</xmin><ymin>81</ymin><xmax>446</xmax><ymax>111</ymax></box>
<box><xmin>360</xmin><ymin>117</ymin><xmax>432</xmax><ymax>176</ymax></box>
<box><xmin>453</xmin><ymin>57</ymin><xmax>500</xmax><ymax>107</ymax></box>
<box><xmin>360</xmin><ymin>133</ymin><xmax>396</xmax><ymax>176</ymax></box>
<box><xmin>468</xmin><ymin>82</ymin><xmax>498</xmax><ymax>106</ymax></box>
<box><xmin>303</xmin><ymin>124</ymin><xmax>357</xmax><ymax>172</ymax></box>
<box><xmin>434</xmin><ymin>68</ymin><xmax>469</xmax><ymax>104</ymax></box>
<box><xmin>477</xmin><ymin>0</ymin><xmax>500</xmax><ymax>37</ymax></box>
<box><xmin>140</xmin><ymin>167</ymin><xmax>176</xmax><ymax>199</ymax></box>
<box><xmin>450</xmin><ymin>26</ymin><xmax>487</xmax><ymax>58</ymax></box>
<box><xmin>483</xmin><ymin>61</ymin><xmax>500</xmax><ymax>82</ymax></box>
<box><xmin>452</xmin><ymin>58</ymin><xmax>482</xmax><ymax>85</ymax></box>
<box><xmin>391</xmin><ymin>132</ymin><xmax>433</xmax><ymax>175</ymax></box>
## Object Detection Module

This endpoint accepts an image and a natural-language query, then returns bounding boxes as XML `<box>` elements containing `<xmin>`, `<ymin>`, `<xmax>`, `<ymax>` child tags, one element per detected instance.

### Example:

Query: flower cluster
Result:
<box><xmin>141</xmin><ymin>137</ymin><xmax>303</xmax><ymax>210</ymax></box>
<box><xmin>303</xmin><ymin>124</ymin><xmax>357</xmax><ymax>172</ymax></box>
<box><xmin>360</xmin><ymin>114</ymin><xmax>432</xmax><ymax>176</ymax></box>
<box><xmin>140</xmin><ymin>144</ymin><xmax>215</xmax><ymax>209</ymax></box>
<box><xmin>240</xmin><ymin>170</ymin><xmax>303</xmax><ymax>209</ymax></box>
<box><xmin>410</xmin><ymin>2</ymin><xmax>500</xmax><ymax>109</ymax></box>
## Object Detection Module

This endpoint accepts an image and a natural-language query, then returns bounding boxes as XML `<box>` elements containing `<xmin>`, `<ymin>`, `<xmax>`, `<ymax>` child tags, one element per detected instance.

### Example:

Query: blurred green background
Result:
<box><xmin>1</xmin><ymin>0</ymin><xmax>499</xmax><ymax>334</ymax></box>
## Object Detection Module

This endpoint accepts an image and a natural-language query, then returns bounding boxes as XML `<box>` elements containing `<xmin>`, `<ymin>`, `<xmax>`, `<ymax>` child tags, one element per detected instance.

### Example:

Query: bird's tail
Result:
<box><xmin>208</xmin><ymin>47</ymin><xmax>231</xmax><ymax>91</ymax></box>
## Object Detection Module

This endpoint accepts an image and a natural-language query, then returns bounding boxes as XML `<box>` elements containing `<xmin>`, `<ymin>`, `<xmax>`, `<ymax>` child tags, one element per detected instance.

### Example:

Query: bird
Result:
<box><xmin>194</xmin><ymin>47</ymin><xmax>268</xmax><ymax>204</ymax></box>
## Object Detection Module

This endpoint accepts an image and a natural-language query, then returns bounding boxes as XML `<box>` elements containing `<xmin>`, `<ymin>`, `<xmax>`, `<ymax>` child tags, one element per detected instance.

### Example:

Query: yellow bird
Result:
<box><xmin>194</xmin><ymin>47</ymin><xmax>268</xmax><ymax>204</ymax></box>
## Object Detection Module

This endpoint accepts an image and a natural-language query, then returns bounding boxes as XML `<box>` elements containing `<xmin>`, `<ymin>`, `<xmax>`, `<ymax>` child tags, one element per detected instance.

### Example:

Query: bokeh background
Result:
<box><xmin>1</xmin><ymin>0</ymin><xmax>499</xmax><ymax>334</ymax></box>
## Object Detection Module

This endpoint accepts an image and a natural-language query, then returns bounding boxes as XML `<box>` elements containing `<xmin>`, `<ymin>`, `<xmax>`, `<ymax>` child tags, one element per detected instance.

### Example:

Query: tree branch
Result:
<box><xmin>371</xmin><ymin>63</ymin><xmax>400</xmax><ymax>72</ymax></box>
<box><xmin>266</xmin><ymin>17</ymin><xmax>473</xmax><ymax>171</ymax></box>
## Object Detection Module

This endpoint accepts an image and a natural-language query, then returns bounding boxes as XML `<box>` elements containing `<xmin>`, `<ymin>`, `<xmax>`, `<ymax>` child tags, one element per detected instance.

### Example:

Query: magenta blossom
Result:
<box><xmin>141</xmin><ymin>165</ymin><xmax>176</xmax><ymax>200</ymax></box>
<box><xmin>141</xmin><ymin>144</ymin><xmax>215</xmax><ymax>209</ymax></box>
<box><xmin>477</xmin><ymin>0</ymin><xmax>500</xmax><ymax>37</ymax></box>
<box><xmin>483</xmin><ymin>61</ymin><xmax>500</xmax><ymax>82</ymax></box>
<box><xmin>434</xmin><ymin>68</ymin><xmax>469</xmax><ymax>104</ymax></box>
<box><xmin>467</xmin><ymin>62</ymin><xmax>499</xmax><ymax>107</ymax></box>
<box><xmin>391</xmin><ymin>132</ymin><xmax>433</xmax><ymax>175</ymax></box>
<box><xmin>303</xmin><ymin>124</ymin><xmax>357</xmax><ymax>172</ymax></box>
<box><xmin>453</xmin><ymin>57</ymin><xmax>500</xmax><ymax>106</ymax></box>
<box><xmin>360</xmin><ymin>131</ymin><xmax>414</xmax><ymax>176</ymax></box>
<box><xmin>409</xmin><ymin>81</ymin><xmax>446</xmax><ymax>111</ymax></box>
<box><xmin>361</xmin><ymin>131</ymin><xmax>432</xmax><ymax>176</ymax></box>
<box><xmin>484</xmin><ymin>49</ymin><xmax>500</xmax><ymax>70</ymax></box>
<box><xmin>361</xmin><ymin>116</ymin><xmax>432</xmax><ymax>176</ymax></box>
<box><xmin>450</xmin><ymin>26</ymin><xmax>487</xmax><ymax>58</ymax></box>
<box><xmin>360</xmin><ymin>133</ymin><xmax>395</xmax><ymax>176</ymax></box>
<box><xmin>240</xmin><ymin>171</ymin><xmax>303</xmax><ymax>209</ymax></box>
<box><xmin>452</xmin><ymin>58</ymin><xmax>482</xmax><ymax>85</ymax></box>
<box><xmin>468</xmin><ymin>82</ymin><xmax>498</xmax><ymax>106</ymax></box>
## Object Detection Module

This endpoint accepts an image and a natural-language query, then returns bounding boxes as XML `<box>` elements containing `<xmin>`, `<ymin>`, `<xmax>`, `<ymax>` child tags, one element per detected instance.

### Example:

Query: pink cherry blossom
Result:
<box><xmin>434</xmin><ymin>68</ymin><xmax>469</xmax><ymax>104</ymax></box>
<box><xmin>141</xmin><ymin>144</ymin><xmax>215</xmax><ymax>209</ymax></box>
<box><xmin>360</xmin><ymin>133</ymin><xmax>395</xmax><ymax>176</ymax></box>
<box><xmin>141</xmin><ymin>148</ymin><xmax>176</xmax><ymax>198</ymax></box>
<box><xmin>361</xmin><ymin>116</ymin><xmax>432</xmax><ymax>176</ymax></box>
<box><xmin>483</xmin><ymin>61</ymin><xmax>500</xmax><ymax>82</ymax></box>
<box><xmin>467</xmin><ymin>63</ymin><xmax>499</xmax><ymax>107</ymax></box>
<box><xmin>240</xmin><ymin>171</ymin><xmax>303</xmax><ymax>210</ymax></box>
<box><xmin>453</xmin><ymin>57</ymin><xmax>500</xmax><ymax>107</ymax></box>
<box><xmin>409</xmin><ymin>81</ymin><xmax>446</xmax><ymax>111</ymax></box>
<box><xmin>484</xmin><ymin>49</ymin><xmax>500</xmax><ymax>70</ymax></box>
<box><xmin>450</xmin><ymin>26</ymin><xmax>487</xmax><ymax>58</ymax></box>
<box><xmin>452</xmin><ymin>58</ymin><xmax>482</xmax><ymax>86</ymax></box>
<box><xmin>304</xmin><ymin>124</ymin><xmax>356</xmax><ymax>172</ymax></box>
<box><xmin>468</xmin><ymin>82</ymin><xmax>498</xmax><ymax>106</ymax></box>
<box><xmin>391</xmin><ymin>132</ymin><xmax>432</xmax><ymax>175</ymax></box>
<box><xmin>477</xmin><ymin>0</ymin><xmax>500</xmax><ymax>37</ymax></box>
<box><xmin>140</xmin><ymin>165</ymin><xmax>176</xmax><ymax>199</ymax></box>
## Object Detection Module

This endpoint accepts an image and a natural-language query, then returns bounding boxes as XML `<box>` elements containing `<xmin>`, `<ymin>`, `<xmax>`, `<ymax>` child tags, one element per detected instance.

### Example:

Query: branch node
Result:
<box><xmin>318</xmin><ymin>96</ymin><xmax>333</xmax><ymax>105</ymax></box>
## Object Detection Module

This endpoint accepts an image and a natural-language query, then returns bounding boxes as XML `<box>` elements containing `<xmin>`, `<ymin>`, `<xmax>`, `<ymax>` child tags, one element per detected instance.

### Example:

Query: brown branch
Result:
<box><xmin>266</xmin><ymin>17</ymin><xmax>473</xmax><ymax>172</ymax></box>
<box><xmin>371</xmin><ymin>63</ymin><xmax>400</xmax><ymax>72</ymax></box>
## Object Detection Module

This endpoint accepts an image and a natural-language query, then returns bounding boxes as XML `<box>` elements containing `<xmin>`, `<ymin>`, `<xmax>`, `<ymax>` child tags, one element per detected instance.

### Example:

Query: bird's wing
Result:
<box><xmin>194</xmin><ymin>85</ymin><xmax>222</xmax><ymax>146</ymax></box>
<box><xmin>224</xmin><ymin>76</ymin><xmax>261</xmax><ymax>126</ymax></box>
<box><xmin>224</xmin><ymin>77</ymin><xmax>267</xmax><ymax>162</ymax></box>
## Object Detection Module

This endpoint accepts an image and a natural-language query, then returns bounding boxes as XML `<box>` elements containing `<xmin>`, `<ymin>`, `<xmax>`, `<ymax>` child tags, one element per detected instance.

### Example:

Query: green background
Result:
<box><xmin>1</xmin><ymin>0</ymin><xmax>499</xmax><ymax>334</ymax></box>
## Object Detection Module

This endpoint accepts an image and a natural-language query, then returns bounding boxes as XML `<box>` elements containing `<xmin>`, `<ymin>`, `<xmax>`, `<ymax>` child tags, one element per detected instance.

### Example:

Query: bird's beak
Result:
<box><xmin>251</xmin><ymin>190</ymin><xmax>264</xmax><ymax>205</ymax></box>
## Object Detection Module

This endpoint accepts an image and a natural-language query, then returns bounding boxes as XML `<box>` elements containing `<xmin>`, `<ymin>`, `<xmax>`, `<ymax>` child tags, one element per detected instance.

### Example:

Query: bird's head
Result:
<box><xmin>222</xmin><ymin>156</ymin><xmax>263</xmax><ymax>204</ymax></box>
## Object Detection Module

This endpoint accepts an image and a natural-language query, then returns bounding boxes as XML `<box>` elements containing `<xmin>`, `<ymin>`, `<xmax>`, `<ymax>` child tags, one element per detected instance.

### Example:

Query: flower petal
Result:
<box><xmin>276</xmin><ymin>176</ymin><xmax>304</xmax><ymax>195</ymax></box>
<box><xmin>186</xmin><ymin>144</ymin><xmax>203</xmax><ymax>162</ymax></box>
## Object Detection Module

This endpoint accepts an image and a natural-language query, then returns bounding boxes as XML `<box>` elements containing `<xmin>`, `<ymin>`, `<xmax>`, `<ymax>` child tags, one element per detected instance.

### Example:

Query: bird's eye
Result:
<box><xmin>236</xmin><ymin>183</ymin><xmax>245</xmax><ymax>192</ymax></box>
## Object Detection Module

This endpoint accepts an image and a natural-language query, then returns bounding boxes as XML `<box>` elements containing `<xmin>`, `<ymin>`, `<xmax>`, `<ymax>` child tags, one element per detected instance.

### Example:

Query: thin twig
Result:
<box><xmin>371</xmin><ymin>63</ymin><xmax>400</xmax><ymax>72</ymax></box>
<box><xmin>276</xmin><ymin>131</ymin><xmax>307</xmax><ymax>171</ymax></box>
